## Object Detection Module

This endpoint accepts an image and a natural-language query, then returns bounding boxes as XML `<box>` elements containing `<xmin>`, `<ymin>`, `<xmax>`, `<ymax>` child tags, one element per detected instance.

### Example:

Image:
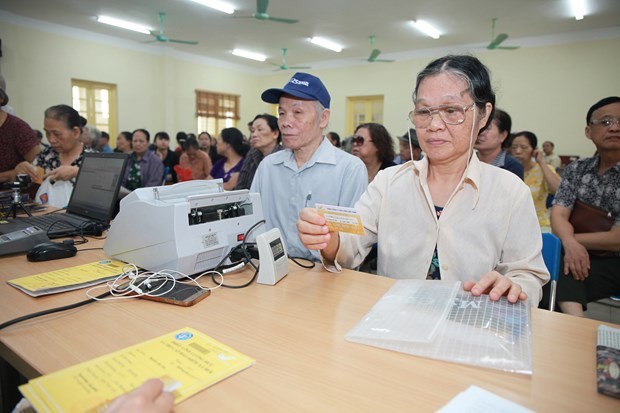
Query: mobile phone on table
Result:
<box><xmin>120</xmin><ymin>277</ymin><xmax>210</xmax><ymax>306</ymax></box>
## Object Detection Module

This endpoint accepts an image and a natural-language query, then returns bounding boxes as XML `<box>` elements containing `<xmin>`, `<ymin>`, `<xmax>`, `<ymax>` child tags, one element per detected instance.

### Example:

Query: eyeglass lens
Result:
<box><xmin>409</xmin><ymin>105</ymin><xmax>469</xmax><ymax>128</ymax></box>
<box><xmin>351</xmin><ymin>136</ymin><xmax>365</xmax><ymax>145</ymax></box>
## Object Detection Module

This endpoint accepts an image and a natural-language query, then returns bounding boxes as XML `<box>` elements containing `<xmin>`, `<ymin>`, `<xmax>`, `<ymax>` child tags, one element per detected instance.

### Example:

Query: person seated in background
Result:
<box><xmin>153</xmin><ymin>131</ymin><xmax>179</xmax><ymax>183</ymax></box>
<box><xmin>297</xmin><ymin>55</ymin><xmax>548</xmax><ymax>305</ymax></box>
<box><xmin>552</xmin><ymin>96</ymin><xmax>620</xmax><ymax>316</ymax></box>
<box><xmin>198</xmin><ymin>131</ymin><xmax>221</xmax><ymax>165</ymax></box>
<box><xmin>174</xmin><ymin>131</ymin><xmax>188</xmax><ymax>158</ymax></box>
<box><xmin>394</xmin><ymin>129</ymin><xmax>422</xmax><ymax>164</ymax></box>
<box><xmin>114</xmin><ymin>131</ymin><xmax>133</xmax><ymax>154</ymax></box>
<box><xmin>97</xmin><ymin>131</ymin><xmax>113</xmax><ymax>153</ymax></box>
<box><xmin>327</xmin><ymin>131</ymin><xmax>341</xmax><ymax>147</ymax></box>
<box><xmin>251</xmin><ymin>72</ymin><xmax>367</xmax><ymax>261</ymax></box>
<box><xmin>207</xmin><ymin>127</ymin><xmax>248</xmax><ymax>190</ymax></box>
<box><xmin>122</xmin><ymin>129</ymin><xmax>163</xmax><ymax>191</ymax></box>
<box><xmin>351</xmin><ymin>122</ymin><xmax>395</xmax><ymax>183</ymax></box>
<box><xmin>22</xmin><ymin>105</ymin><xmax>94</xmax><ymax>207</ymax></box>
<box><xmin>178</xmin><ymin>137</ymin><xmax>212</xmax><ymax>180</ymax></box>
<box><xmin>510</xmin><ymin>131</ymin><xmax>560</xmax><ymax>229</ymax></box>
<box><xmin>80</xmin><ymin>124</ymin><xmax>101</xmax><ymax>151</ymax></box>
<box><xmin>542</xmin><ymin>140</ymin><xmax>562</xmax><ymax>172</ymax></box>
<box><xmin>0</xmin><ymin>83</ymin><xmax>40</xmax><ymax>184</ymax></box>
<box><xmin>235</xmin><ymin>114</ymin><xmax>283</xmax><ymax>190</ymax></box>
<box><xmin>474</xmin><ymin>108</ymin><xmax>524</xmax><ymax>180</ymax></box>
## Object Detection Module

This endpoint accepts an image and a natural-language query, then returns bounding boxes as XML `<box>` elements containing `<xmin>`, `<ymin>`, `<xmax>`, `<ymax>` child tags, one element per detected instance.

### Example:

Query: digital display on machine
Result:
<box><xmin>269</xmin><ymin>238</ymin><xmax>285</xmax><ymax>261</ymax></box>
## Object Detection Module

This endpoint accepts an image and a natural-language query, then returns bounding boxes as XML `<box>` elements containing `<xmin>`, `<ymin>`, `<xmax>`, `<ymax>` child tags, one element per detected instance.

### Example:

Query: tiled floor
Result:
<box><xmin>585</xmin><ymin>299</ymin><xmax>620</xmax><ymax>325</ymax></box>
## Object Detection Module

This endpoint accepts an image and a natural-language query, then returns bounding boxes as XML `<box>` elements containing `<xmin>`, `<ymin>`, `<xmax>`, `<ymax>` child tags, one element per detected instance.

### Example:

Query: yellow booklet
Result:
<box><xmin>8</xmin><ymin>259</ymin><xmax>126</xmax><ymax>297</ymax></box>
<box><xmin>19</xmin><ymin>327</ymin><xmax>255</xmax><ymax>412</ymax></box>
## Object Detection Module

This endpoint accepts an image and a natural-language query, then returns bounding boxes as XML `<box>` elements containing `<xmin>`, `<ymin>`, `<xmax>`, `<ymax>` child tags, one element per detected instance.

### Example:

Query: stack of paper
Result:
<box><xmin>8</xmin><ymin>259</ymin><xmax>127</xmax><ymax>297</ymax></box>
<box><xmin>19</xmin><ymin>327</ymin><xmax>255</xmax><ymax>412</ymax></box>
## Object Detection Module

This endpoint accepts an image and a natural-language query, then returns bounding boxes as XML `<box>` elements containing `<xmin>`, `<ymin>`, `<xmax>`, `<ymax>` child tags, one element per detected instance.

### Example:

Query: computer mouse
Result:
<box><xmin>27</xmin><ymin>241</ymin><xmax>78</xmax><ymax>262</ymax></box>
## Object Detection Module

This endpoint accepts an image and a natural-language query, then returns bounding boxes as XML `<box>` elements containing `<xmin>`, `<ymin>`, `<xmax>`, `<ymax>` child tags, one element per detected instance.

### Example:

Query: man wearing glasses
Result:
<box><xmin>552</xmin><ymin>96</ymin><xmax>620</xmax><ymax>316</ymax></box>
<box><xmin>251</xmin><ymin>72</ymin><xmax>367</xmax><ymax>261</ymax></box>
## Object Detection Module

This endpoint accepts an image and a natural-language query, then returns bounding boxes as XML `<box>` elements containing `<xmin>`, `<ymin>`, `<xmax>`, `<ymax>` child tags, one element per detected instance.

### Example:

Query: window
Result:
<box><xmin>346</xmin><ymin>95</ymin><xmax>384</xmax><ymax>135</ymax></box>
<box><xmin>71</xmin><ymin>79</ymin><xmax>118</xmax><ymax>138</ymax></box>
<box><xmin>196</xmin><ymin>90</ymin><xmax>240</xmax><ymax>135</ymax></box>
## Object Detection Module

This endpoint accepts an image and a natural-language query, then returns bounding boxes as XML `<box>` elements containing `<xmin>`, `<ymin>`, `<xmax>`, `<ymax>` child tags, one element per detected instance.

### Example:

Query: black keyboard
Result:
<box><xmin>21</xmin><ymin>214</ymin><xmax>88</xmax><ymax>233</ymax></box>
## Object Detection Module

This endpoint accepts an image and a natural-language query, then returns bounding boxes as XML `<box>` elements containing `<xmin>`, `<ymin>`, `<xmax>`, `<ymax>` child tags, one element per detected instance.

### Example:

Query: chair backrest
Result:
<box><xmin>542</xmin><ymin>232</ymin><xmax>561</xmax><ymax>281</ymax></box>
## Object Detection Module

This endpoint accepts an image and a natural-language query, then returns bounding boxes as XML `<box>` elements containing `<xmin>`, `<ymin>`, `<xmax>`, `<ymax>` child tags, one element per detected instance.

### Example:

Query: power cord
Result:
<box><xmin>0</xmin><ymin>290</ymin><xmax>111</xmax><ymax>331</ymax></box>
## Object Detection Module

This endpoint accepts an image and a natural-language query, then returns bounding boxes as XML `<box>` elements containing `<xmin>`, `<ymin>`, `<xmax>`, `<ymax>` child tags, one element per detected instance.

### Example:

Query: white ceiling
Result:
<box><xmin>2</xmin><ymin>0</ymin><xmax>620</xmax><ymax>73</ymax></box>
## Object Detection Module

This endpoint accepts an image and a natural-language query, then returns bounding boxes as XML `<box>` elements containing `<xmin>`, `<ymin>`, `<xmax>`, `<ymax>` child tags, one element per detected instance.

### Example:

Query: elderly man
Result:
<box><xmin>250</xmin><ymin>72</ymin><xmax>367</xmax><ymax>260</ymax></box>
<box><xmin>552</xmin><ymin>96</ymin><xmax>620</xmax><ymax>316</ymax></box>
<box><xmin>394</xmin><ymin>129</ymin><xmax>422</xmax><ymax>164</ymax></box>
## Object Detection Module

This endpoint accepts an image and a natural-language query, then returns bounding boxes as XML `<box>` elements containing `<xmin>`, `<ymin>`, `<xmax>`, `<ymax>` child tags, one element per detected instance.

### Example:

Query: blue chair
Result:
<box><xmin>162</xmin><ymin>166</ymin><xmax>170</xmax><ymax>185</ymax></box>
<box><xmin>542</xmin><ymin>233</ymin><xmax>562</xmax><ymax>311</ymax></box>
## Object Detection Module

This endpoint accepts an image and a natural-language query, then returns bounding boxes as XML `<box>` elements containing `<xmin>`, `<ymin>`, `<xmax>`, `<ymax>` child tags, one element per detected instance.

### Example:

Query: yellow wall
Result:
<box><xmin>2</xmin><ymin>19</ymin><xmax>619</xmax><ymax>157</ymax></box>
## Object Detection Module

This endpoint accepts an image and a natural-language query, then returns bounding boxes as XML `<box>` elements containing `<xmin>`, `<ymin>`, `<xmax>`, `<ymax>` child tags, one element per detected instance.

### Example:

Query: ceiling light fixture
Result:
<box><xmin>571</xmin><ymin>0</ymin><xmax>585</xmax><ymax>20</ymax></box>
<box><xmin>309</xmin><ymin>37</ymin><xmax>343</xmax><ymax>52</ymax></box>
<box><xmin>189</xmin><ymin>0</ymin><xmax>235</xmax><ymax>14</ymax></box>
<box><xmin>232</xmin><ymin>49</ymin><xmax>266</xmax><ymax>62</ymax></box>
<box><xmin>96</xmin><ymin>16</ymin><xmax>151</xmax><ymax>34</ymax></box>
<box><xmin>411</xmin><ymin>20</ymin><xmax>441</xmax><ymax>39</ymax></box>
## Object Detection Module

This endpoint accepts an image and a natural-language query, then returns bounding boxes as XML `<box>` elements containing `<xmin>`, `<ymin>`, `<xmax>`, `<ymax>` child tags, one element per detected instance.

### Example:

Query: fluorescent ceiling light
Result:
<box><xmin>309</xmin><ymin>37</ymin><xmax>343</xmax><ymax>52</ymax></box>
<box><xmin>411</xmin><ymin>20</ymin><xmax>441</xmax><ymax>39</ymax></box>
<box><xmin>232</xmin><ymin>49</ymin><xmax>266</xmax><ymax>62</ymax></box>
<box><xmin>571</xmin><ymin>0</ymin><xmax>585</xmax><ymax>20</ymax></box>
<box><xmin>190</xmin><ymin>0</ymin><xmax>235</xmax><ymax>14</ymax></box>
<box><xmin>97</xmin><ymin>15</ymin><xmax>151</xmax><ymax>34</ymax></box>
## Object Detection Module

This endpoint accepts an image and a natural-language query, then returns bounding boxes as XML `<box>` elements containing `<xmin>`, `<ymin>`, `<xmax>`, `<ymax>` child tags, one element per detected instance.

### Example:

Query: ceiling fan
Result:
<box><xmin>270</xmin><ymin>48</ymin><xmax>310</xmax><ymax>71</ymax></box>
<box><xmin>486</xmin><ymin>18</ymin><xmax>519</xmax><ymax>50</ymax></box>
<box><xmin>367</xmin><ymin>35</ymin><xmax>394</xmax><ymax>62</ymax></box>
<box><xmin>145</xmin><ymin>12</ymin><xmax>198</xmax><ymax>45</ymax></box>
<box><xmin>235</xmin><ymin>0</ymin><xmax>299</xmax><ymax>24</ymax></box>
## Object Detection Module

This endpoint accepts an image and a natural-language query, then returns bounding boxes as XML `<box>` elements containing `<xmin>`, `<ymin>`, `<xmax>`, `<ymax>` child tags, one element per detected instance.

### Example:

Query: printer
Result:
<box><xmin>104</xmin><ymin>180</ymin><xmax>265</xmax><ymax>275</ymax></box>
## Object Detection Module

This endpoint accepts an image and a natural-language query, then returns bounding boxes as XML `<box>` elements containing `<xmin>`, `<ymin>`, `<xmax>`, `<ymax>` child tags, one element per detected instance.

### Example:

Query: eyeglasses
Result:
<box><xmin>589</xmin><ymin>118</ymin><xmax>620</xmax><ymax>129</ymax></box>
<box><xmin>408</xmin><ymin>103</ymin><xmax>475</xmax><ymax>128</ymax></box>
<box><xmin>351</xmin><ymin>135</ymin><xmax>370</xmax><ymax>146</ymax></box>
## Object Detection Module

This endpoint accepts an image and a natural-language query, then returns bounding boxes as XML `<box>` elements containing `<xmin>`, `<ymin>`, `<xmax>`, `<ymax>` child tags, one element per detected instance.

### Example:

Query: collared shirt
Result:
<box><xmin>330</xmin><ymin>154</ymin><xmax>549</xmax><ymax>305</ymax></box>
<box><xmin>544</xmin><ymin>153</ymin><xmax>562</xmax><ymax>170</ymax></box>
<box><xmin>251</xmin><ymin>137</ymin><xmax>367</xmax><ymax>260</ymax></box>
<box><xmin>235</xmin><ymin>144</ymin><xmax>283</xmax><ymax>190</ymax></box>
<box><xmin>553</xmin><ymin>155</ymin><xmax>620</xmax><ymax>226</ymax></box>
<box><xmin>122</xmin><ymin>150</ymin><xmax>164</xmax><ymax>189</ymax></box>
<box><xmin>489</xmin><ymin>150</ymin><xmax>524</xmax><ymax>180</ymax></box>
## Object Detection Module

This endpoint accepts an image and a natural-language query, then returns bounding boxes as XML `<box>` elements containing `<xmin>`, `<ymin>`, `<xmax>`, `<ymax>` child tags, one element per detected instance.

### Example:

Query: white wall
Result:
<box><xmin>1</xmin><ymin>19</ymin><xmax>619</xmax><ymax>157</ymax></box>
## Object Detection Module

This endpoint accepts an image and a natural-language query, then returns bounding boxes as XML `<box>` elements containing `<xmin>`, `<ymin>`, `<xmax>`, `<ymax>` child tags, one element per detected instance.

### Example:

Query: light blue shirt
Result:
<box><xmin>251</xmin><ymin>137</ymin><xmax>368</xmax><ymax>260</ymax></box>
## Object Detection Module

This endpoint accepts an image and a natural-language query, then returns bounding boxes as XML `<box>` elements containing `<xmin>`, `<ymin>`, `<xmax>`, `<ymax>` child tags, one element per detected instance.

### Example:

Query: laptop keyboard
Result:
<box><xmin>21</xmin><ymin>214</ymin><xmax>88</xmax><ymax>233</ymax></box>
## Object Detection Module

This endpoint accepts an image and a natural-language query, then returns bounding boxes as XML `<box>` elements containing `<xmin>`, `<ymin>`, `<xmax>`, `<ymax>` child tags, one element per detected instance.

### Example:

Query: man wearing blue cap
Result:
<box><xmin>250</xmin><ymin>72</ymin><xmax>367</xmax><ymax>261</ymax></box>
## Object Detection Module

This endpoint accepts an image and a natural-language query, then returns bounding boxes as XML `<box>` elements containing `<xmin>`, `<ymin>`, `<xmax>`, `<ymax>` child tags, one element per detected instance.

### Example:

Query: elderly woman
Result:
<box><xmin>351</xmin><ymin>123</ymin><xmax>396</xmax><ymax>183</ymax></box>
<box><xmin>122</xmin><ymin>129</ymin><xmax>163</xmax><ymax>191</ymax></box>
<box><xmin>23</xmin><ymin>105</ymin><xmax>93</xmax><ymax>207</ymax></box>
<box><xmin>235</xmin><ymin>114</ymin><xmax>283</xmax><ymax>190</ymax></box>
<box><xmin>115</xmin><ymin>131</ymin><xmax>132</xmax><ymax>154</ymax></box>
<box><xmin>297</xmin><ymin>55</ymin><xmax>549</xmax><ymax>305</ymax></box>
<box><xmin>510</xmin><ymin>131</ymin><xmax>560</xmax><ymax>229</ymax></box>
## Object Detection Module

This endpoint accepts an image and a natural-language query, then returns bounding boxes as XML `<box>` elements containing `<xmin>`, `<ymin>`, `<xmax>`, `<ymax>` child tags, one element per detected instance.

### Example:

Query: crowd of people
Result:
<box><xmin>1</xmin><ymin>56</ymin><xmax>618</xmax><ymax>411</ymax></box>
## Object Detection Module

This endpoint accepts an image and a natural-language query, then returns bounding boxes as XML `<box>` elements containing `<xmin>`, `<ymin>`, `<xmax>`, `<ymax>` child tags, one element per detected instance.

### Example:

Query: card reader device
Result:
<box><xmin>256</xmin><ymin>228</ymin><xmax>289</xmax><ymax>285</ymax></box>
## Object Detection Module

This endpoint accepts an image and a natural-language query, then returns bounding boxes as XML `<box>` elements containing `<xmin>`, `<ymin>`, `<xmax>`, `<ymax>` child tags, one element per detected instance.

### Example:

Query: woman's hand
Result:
<box><xmin>105</xmin><ymin>379</ymin><xmax>174</xmax><ymax>413</ymax></box>
<box><xmin>14</xmin><ymin>161</ymin><xmax>38</xmax><ymax>180</ymax></box>
<box><xmin>297</xmin><ymin>207</ymin><xmax>339</xmax><ymax>261</ymax></box>
<box><xmin>463</xmin><ymin>271</ymin><xmax>527</xmax><ymax>303</ymax></box>
<box><xmin>44</xmin><ymin>165</ymin><xmax>79</xmax><ymax>182</ymax></box>
<box><xmin>533</xmin><ymin>148</ymin><xmax>545</xmax><ymax>165</ymax></box>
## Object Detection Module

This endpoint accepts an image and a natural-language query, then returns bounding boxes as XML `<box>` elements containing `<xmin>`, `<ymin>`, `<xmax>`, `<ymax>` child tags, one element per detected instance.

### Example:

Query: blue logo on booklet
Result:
<box><xmin>175</xmin><ymin>332</ymin><xmax>193</xmax><ymax>341</ymax></box>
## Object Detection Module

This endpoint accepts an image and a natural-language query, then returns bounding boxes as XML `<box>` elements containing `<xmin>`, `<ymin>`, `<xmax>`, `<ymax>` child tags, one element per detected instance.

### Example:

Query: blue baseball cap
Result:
<box><xmin>261</xmin><ymin>72</ymin><xmax>331</xmax><ymax>109</ymax></box>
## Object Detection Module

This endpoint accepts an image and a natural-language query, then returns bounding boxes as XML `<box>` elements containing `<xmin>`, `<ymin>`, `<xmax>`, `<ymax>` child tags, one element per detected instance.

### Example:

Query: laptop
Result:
<box><xmin>0</xmin><ymin>152</ymin><xmax>129</xmax><ymax>241</ymax></box>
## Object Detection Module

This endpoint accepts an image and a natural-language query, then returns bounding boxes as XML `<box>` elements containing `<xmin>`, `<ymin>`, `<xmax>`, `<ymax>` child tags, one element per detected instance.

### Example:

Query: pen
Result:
<box><xmin>305</xmin><ymin>192</ymin><xmax>312</xmax><ymax>207</ymax></box>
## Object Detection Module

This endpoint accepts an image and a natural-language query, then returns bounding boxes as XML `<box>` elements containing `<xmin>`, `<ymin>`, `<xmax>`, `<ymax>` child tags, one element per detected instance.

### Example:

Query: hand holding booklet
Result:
<box><xmin>19</xmin><ymin>327</ymin><xmax>255</xmax><ymax>412</ymax></box>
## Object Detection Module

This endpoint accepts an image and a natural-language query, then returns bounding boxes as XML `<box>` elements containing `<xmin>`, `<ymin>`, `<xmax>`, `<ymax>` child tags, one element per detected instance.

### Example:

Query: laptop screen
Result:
<box><xmin>66</xmin><ymin>152</ymin><xmax>129</xmax><ymax>222</ymax></box>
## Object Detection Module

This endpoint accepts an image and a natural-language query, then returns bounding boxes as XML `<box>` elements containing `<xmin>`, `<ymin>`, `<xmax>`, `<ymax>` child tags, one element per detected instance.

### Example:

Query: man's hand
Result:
<box><xmin>105</xmin><ymin>379</ymin><xmax>174</xmax><ymax>413</ymax></box>
<box><xmin>463</xmin><ymin>271</ymin><xmax>527</xmax><ymax>304</ymax></box>
<box><xmin>562</xmin><ymin>237</ymin><xmax>590</xmax><ymax>280</ymax></box>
